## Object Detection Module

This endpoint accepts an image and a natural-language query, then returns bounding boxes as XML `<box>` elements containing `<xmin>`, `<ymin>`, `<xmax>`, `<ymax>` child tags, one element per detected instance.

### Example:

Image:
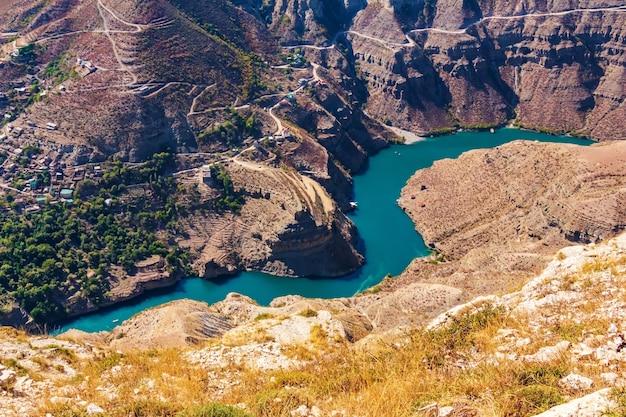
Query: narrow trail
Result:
<box><xmin>138</xmin><ymin>81</ymin><xmax>194</xmax><ymax>98</ymax></box>
<box><xmin>96</xmin><ymin>0</ymin><xmax>149</xmax><ymax>32</ymax></box>
<box><xmin>268</xmin><ymin>104</ymin><xmax>284</xmax><ymax>135</ymax></box>
<box><xmin>411</xmin><ymin>5</ymin><xmax>626</xmax><ymax>36</ymax></box>
<box><xmin>283</xmin><ymin>5</ymin><xmax>626</xmax><ymax>53</ymax></box>
<box><xmin>97</xmin><ymin>0</ymin><xmax>138</xmax><ymax>85</ymax></box>
<box><xmin>186</xmin><ymin>84</ymin><xmax>215</xmax><ymax>118</ymax></box>
<box><xmin>266</xmin><ymin>83</ymin><xmax>310</xmax><ymax>135</ymax></box>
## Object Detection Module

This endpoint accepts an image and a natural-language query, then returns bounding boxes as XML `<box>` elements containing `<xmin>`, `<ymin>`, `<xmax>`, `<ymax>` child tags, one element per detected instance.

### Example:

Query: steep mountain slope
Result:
<box><xmin>344</xmin><ymin>1</ymin><xmax>626</xmax><ymax>139</ymax></box>
<box><xmin>2</xmin><ymin>0</ymin><xmax>626</xmax><ymax>330</ymax></box>
<box><xmin>3</xmin><ymin>0</ymin><xmax>626</xmax><ymax>165</ymax></box>
<box><xmin>371</xmin><ymin>139</ymin><xmax>626</xmax><ymax>328</ymax></box>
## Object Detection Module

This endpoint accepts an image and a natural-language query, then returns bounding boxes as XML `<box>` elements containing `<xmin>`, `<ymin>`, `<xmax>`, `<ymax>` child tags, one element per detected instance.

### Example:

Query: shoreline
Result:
<box><xmin>48</xmin><ymin>129</ymin><xmax>591</xmax><ymax>335</ymax></box>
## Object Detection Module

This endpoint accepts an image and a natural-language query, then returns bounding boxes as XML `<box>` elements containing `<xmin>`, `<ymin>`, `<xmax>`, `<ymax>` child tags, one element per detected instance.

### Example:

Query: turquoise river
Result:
<box><xmin>52</xmin><ymin>128</ymin><xmax>589</xmax><ymax>334</ymax></box>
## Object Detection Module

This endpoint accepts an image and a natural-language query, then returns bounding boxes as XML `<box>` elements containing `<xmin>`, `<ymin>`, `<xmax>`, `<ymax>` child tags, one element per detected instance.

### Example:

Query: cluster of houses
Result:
<box><xmin>0</xmin><ymin>124</ymin><xmax>106</xmax><ymax>213</ymax></box>
<box><xmin>287</xmin><ymin>52</ymin><xmax>306</xmax><ymax>67</ymax></box>
<box><xmin>0</xmin><ymin>55</ymin><xmax>96</xmax><ymax>120</ymax></box>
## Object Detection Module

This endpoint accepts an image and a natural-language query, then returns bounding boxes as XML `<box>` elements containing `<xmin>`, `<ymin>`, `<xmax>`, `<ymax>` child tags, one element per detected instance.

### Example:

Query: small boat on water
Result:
<box><xmin>112</xmin><ymin>319</ymin><xmax>119</xmax><ymax>323</ymax></box>
<box><xmin>349</xmin><ymin>201</ymin><xmax>358</xmax><ymax>209</ymax></box>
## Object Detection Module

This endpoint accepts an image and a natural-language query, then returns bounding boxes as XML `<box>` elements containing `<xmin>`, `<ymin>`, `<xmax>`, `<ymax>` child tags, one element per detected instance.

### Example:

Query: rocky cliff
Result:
<box><xmin>305</xmin><ymin>0</ymin><xmax>626</xmax><ymax>139</ymax></box>
<box><xmin>387</xmin><ymin>139</ymin><xmax>626</xmax><ymax>317</ymax></box>
<box><xmin>5</xmin><ymin>0</ymin><xmax>626</xmax><ymax>167</ymax></box>
<box><xmin>175</xmin><ymin>157</ymin><xmax>363</xmax><ymax>279</ymax></box>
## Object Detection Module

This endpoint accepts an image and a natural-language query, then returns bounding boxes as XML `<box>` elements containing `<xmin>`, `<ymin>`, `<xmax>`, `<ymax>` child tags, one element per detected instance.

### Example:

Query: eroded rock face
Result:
<box><xmin>108</xmin><ymin>299</ymin><xmax>233</xmax><ymax>351</ymax></box>
<box><xmin>299</xmin><ymin>0</ymin><xmax>626</xmax><ymax>139</ymax></box>
<box><xmin>177</xmin><ymin>160</ymin><xmax>364</xmax><ymax>278</ymax></box>
<box><xmin>388</xmin><ymin>140</ymin><xmax>626</xmax><ymax>310</ymax></box>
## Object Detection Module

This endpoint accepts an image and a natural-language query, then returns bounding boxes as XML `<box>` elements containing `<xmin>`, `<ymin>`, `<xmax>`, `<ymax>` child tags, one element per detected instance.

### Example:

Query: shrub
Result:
<box><xmin>122</xmin><ymin>401</ymin><xmax>179</xmax><ymax>416</ymax></box>
<box><xmin>298</xmin><ymin>308</ymin><xmax>317</xmax><ymax>318</ymax></box>
<box><xmin>254</xmin><ymin>313</ymin><xmax>274</xmax><ymax>321</ymax></box>
<box><xmin>253</xmin><ymin>388</ymin><xmax>310</xmax><ymax>417</ymax></box>
<box><xmin>177</xmin><ymin>403</ymin><xmax>253</xmax><ymax>417</ymax></box>
<box><xmin>502</xmin><ymin>385</ymin><xmax>563</xmax><ymax>416</ymax></box>
<box><xmin>605</xmin><ymin>387</ymin><xmax>626</xmax><ymax>417</ymax></box>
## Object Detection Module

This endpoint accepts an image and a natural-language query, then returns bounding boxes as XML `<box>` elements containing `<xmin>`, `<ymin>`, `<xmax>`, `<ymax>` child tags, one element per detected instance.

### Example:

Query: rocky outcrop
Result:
<box><xmin>266</xmin><ymin>0</ymin><xmax>366</xmax><ymax>44</ymax></box>
<box><xmin>94</xmin><ymin>292</ymin><xmax>375</xmax><ymax>353</ymax></box>
<box><xmin>532</xmin><ymin>389</ymin><xmax>613</xmax><ymax>417</ymax></box>
<box><xmin>177</xmin><ymin>160</ymin><xmax>364</xmax><ymax>278</ymax></box>
<box><xmin>382</xmin><ymin>140</ymin><xmax>626</xmax><ymax>317</ymax></box>
<box><xmin>0</xmin><ymin>302</ymin><xmax>33</xmax><ymax>330</ymax></box>
<box><xmin>108</xmin><ymin>299</ymin><xmax>233</xmax><ymax>351</ymax></box>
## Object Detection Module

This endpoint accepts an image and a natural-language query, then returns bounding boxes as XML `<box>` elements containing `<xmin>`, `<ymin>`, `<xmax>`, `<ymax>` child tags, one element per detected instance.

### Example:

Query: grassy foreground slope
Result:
<box><xmin>0</xmin><ymin>233</ymin><xmax>624</xmax><ymax>416</ymax></box>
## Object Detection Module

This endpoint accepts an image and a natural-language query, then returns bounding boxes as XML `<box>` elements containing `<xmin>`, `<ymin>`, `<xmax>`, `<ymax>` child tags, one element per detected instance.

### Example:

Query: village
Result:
<box><xmin>0</xmin><ymin>113</ymin><xmax>105</xmax><ymax>214</ymax></box>
<box><xmin>0</xmin><ymin>37</ymin><xmax>315</xmax><ymax>219</ymax></box>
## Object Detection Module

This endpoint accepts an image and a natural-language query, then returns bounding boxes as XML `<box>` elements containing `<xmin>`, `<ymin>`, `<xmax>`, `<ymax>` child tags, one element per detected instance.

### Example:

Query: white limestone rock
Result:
<box><xmin>439</xmin><ymin>406</ymin><xmax>454</xmax><ymax>416</ymax></box>
<box><xmin>559</xmin><ymin>373</ymin><xmax>594</xmax><ymax>392</ymax></box>
<box><xmin>530</xmin><ymin>388</ymin><xmax>613</xmax><ymax>417</ymax></box>
<box><xmin>86</xmin><ymin>403</ymin><xmax>105</xmax><ymax>414</ymax></box>
<box><xmin>291</xmin><ymin>404</ymin><xmax>322</xmax><ymax>416</ymax></box>
<box><xmin>0</xmin><ymin>367</ymin><xmax>16</xmax><ymax>389</ymax></box>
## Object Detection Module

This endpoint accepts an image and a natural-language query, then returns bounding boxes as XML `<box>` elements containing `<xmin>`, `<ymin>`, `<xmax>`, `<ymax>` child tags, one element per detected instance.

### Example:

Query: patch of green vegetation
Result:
<box><xmin>22</xmin><ymin>145</ymin><xmax>41</xmax><ymax>156</ymax></box>
<box><xmin>550</xmin><ymin>321</ymin><xmax>584</xmax><ymax>342</ymax></box>
<box><xmin>515</xmin><ymin>364</ymin><xmax>568</xmax><ymax>387</ymax></box>
<box><xmin>198</xmin><ymin>108</ymin><xmax>261</xmax><ymax>147</ymax></box>
<box><xmin>605</xmin><ymin>387</ymin><xmax>626</xmax><ymax>417</ymax></box>
<box><xmin>428</xmin><ymin>250</ymin><xmax>452</xmax><ymax>265</ymax></box>
<box><xmin>10</xmin><ymin>169</ymin><xmax>50</xmax><ymax>190</ymax></box>
<box><xmin>43</xmin><ymin>53</ymin><xmax>76</xmax><ymax>86</ymax></box>
<box><xmin>122</xmin><ymin>401</ymin><xmax>180</xmax><ymax>417</ymax></box>
<box><xmin>460</xmin><ymin>122</ymin><xmax>499</xmax><ymax>131</ymax></box>
<box><xmin>259</xmin><ymin>0</ymin><xmax>276</xmax><ymax>23</ymax></box>
<box><xmin>428</xmin><ymin>126</ymin><xmax>457</xmax><ymax>137</ymax></box>
<box><xmin>535</xmin><ymin>126</ymin><xmax>560</xmax><ymax>135</ymax></box>
<box><xmin>97</xmin><ymin>352</ymin><xmax>123</xmax><ymax>372</ymax></box>
<box><xmin>209</xmin><ymin>163</ymin><xmax>245</xmax><ymax>214</ymax></box>
<box><xmin>361</xmin><ymin>284</ymin><xmax>382</xmax><ymax>295</ymax></box>
<box><xmin>46</xmin><ymin>344</ymin><xmax>75</xmax><ymax>361</ymax></box>
<box><xmin>253</xmin><ymin>388</ymin><xmax>311</xmax><ymax>417</ymax></box>
<box><xmin>568</xmin><ymin>130</ymin><xmax>588</xmax><ymax>139</ymax></box>
<box><xmin>177</xmin><ymin>403</ymin><xmax>253</xmax><ymax>417</ymax></box>
<box><xmin>503</xmin><ymin>385</ymin><xmax>563</xmax><ymax>416</ymax></box>
<box><xmin>16</xmin><ymin>43</ymin><xmax>37</xmax><ymax>64</ymax></box>
<box><xmin>39</xmin><ymin>405</ymin><xmax>90</xmax><ymax>417</ymax></box>
<box><xmin>0</xmin><ymin>151</ymin><xmax>195</xmax><ymax>324</ymax></box>
<box><xmin>254</xmin><ymin>313</ymin><xmax>274</xmax><ymax>321</ymax></box>
<box><xmin>2</xmin><ymin>358</ymin><xmax>28</xmax><ymax>376</ymax></box>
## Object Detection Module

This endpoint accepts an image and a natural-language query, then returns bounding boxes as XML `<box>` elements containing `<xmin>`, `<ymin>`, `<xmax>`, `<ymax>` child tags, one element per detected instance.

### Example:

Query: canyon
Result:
<box><xmin>0</xmin><ymin>0</ymin><xmax>626</xmax><ymax>414</ymax></box>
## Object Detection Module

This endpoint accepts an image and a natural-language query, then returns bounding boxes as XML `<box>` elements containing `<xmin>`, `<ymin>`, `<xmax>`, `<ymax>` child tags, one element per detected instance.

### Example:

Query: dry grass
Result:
<box><xmin>32</xmin><ymin>298</ymin><xmax>616</xmax><ymax>417</ymax></box>
<box><xmin>38</xmin><ymin>305</ymin><xmax>538</xmax><ymax>416</ymax></box>
<box><xmin>32</xmin><ymin>242</ymin><xmax>626</xmax><ymax>417</ymax></box>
